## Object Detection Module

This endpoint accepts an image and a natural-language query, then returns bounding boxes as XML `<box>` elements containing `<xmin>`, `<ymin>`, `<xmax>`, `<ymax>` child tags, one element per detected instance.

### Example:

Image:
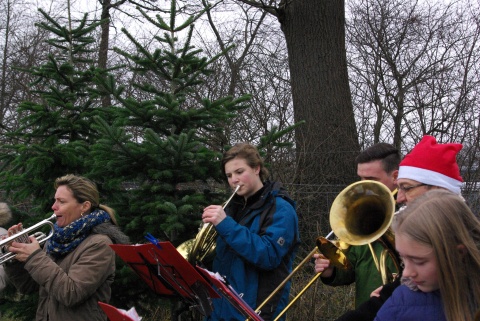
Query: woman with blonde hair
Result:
<box><xmin>375</xmin><ymin>189</ymin><xmax>480</xmax><ymax>321</ymax></box>
<box><xmin>5</xmin><ymin>174</ymin><xmax>129</xmax><ymax>321</ymax></box>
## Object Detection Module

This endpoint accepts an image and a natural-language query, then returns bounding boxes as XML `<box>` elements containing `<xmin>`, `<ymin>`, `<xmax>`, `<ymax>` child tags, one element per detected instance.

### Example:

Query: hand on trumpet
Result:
<box><xmin>202</xmin><ymin>205</ymin><xmax>226</xmax><ymax>226</ymax></box>
<box><xmin>313</xmin><ymin>253</ymin><xmax>334</xmax><ymax>278</ymax></box>
<box><xmin>7</xmin><ymin>223</ymin><xmax>41</xmax><ymax>262</ymax></box>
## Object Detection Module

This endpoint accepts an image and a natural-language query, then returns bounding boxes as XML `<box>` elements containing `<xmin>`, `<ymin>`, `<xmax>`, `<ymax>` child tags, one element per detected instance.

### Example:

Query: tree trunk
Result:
<box><xmin>279</xmin><ymin>0</ymin><xmax>359</xmax><ymax>236</ymax></box>
<box><xmin>0</xmin><ymin>0</ymin><xmax>12</xmax><ymax>125</ymax></box>
<box><xmin>98</xmin><ymin>0</ymin><xmax>112</xmax><ymax>108</ymax></box>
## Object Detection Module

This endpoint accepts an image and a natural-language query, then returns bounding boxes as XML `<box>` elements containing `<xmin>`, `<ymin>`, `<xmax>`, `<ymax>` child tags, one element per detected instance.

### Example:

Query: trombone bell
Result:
<box><xmin>252</xmin><ymin>181</ymin><xmax>397</xmax><ymax>321</ymax></box>
<box><xmin>330</xmin><ymin>180</ymin><xmax>395</xmax><ymax>246</ymax></box>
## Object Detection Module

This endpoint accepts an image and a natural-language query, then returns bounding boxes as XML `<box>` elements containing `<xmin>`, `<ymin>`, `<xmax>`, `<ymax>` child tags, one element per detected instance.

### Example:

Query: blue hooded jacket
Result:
<box><xmin>206</xmin><ymin>181</ymin><xmax>300</xmax><ymax>321</ymax></box>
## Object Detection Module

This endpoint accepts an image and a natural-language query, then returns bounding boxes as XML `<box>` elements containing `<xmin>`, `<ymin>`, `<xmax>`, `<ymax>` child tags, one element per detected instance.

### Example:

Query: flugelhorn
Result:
<box><xmin>0</xmin><ymin>214</ymin><xmax>56</xmax><ymax>264</ymax></box>
<box><xmin>177</xmin><ymin>185</ymin><xmax>240</xmax><ymax>264</ymax></box>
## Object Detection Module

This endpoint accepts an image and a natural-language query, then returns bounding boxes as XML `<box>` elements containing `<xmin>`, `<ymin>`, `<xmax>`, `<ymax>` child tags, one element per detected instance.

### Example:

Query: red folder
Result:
<box><xmin>111</xmin><ymin>239</ymin><xmax>263</xmax><ymax>320</ymax></box>
<box><xmin>98</xmin><ymin>302</ymin><xmax>138</xmax><ymax>321</ymax></box>
<box><xmin>110</xmin><ymin>242</ymin><xmax>219</xmax><ymax>316</ymax></box>
<box><xmin>196</xmin><ymin>266</ymin><xmax>264</xmax><ymax>321</ymax></box>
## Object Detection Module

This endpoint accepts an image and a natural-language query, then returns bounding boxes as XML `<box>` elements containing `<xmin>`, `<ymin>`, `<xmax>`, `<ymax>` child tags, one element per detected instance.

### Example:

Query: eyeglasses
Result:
<box><xmin>397</xmin><ymin>183</ymin><xmax>429</xmax><ymax>194</ymax></box>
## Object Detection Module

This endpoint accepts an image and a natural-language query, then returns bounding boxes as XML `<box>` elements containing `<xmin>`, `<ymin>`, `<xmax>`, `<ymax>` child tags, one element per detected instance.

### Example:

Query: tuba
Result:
<box><xmin>177</xmin><ymin>186</ymin><xmax>240</xmax><ymax>264</ymax></box>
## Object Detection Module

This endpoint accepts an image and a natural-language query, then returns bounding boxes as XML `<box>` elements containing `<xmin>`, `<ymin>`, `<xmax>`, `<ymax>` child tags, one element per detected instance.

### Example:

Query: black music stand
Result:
<box><xmin>110</xmin><ymin>236</ymin><xmax>219</xmax><ymax>316</ymax></box>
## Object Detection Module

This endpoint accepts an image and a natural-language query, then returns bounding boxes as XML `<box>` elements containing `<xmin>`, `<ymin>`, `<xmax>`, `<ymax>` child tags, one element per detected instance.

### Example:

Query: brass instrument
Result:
<box><xmin>252</xmin><ymin>236</ymin><xmax>351</xmax><ymax>321</ymax></box>
<box><xmin>0</xmin><ymin>214</ymin><xmax>56</xmax><ymax>264</ymax></box>
<box><xmin>330</xmin><ymin>180</ymin><xmax>399</xmax><ymax>284</ymax></box>
<box><xmin>177</xmin><ymin>185</ymin><xmax>240</xmax><ymax>264</ymax></box>
<box><xmin>252</xmin><ymin>180</ymin><xmax>398</xmax><ymax>321</ymax></box>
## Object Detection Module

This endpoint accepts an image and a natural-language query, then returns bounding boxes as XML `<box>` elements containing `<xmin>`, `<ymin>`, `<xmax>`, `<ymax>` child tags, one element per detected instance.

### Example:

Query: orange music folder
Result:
<box><xmin>98</xmin><ymin>302</ymin><xmax>141</xmax><ymax>321</ymax></box>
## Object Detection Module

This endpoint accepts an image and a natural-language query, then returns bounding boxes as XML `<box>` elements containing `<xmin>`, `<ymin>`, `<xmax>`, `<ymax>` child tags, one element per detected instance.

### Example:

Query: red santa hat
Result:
<box><xmin>398</xmin><ymin>135</ymin><xmax>463</xmax><ymax>194</ymax></box>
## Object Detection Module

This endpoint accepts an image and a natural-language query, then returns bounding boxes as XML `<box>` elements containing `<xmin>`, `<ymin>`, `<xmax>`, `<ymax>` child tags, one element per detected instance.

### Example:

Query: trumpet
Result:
<box><xmin>0</xmin><ymin>214</ymin><xmax>56</xmax><ymax>264</ymax></box>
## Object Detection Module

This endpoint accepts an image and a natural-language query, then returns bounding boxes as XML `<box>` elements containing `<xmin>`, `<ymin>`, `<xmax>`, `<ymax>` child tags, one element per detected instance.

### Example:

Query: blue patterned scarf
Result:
<box><xmin>46</xmin><ymin>209</ymin><xmax>111</xmax><ymax>258</ymax></box>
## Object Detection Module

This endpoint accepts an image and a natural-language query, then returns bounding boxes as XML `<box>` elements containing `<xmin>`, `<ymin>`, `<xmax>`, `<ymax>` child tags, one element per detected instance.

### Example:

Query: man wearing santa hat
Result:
<box><xmin>396</xmin><ymin>135</ymin><xmax>463</xmax><ymax>204</ymax></box>
<box><xmin>334</xmin><ymin>135</ymin><xmax>464</xmax><ymax>321</ymax></box>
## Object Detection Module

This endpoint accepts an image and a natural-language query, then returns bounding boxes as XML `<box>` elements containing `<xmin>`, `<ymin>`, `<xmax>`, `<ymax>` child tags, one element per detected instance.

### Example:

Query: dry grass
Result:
<box><xmin>1</xmin><ymin>273</ymin><xmax>354</xmax><ymax>321</ymax></box>
<box><xmin>286</xmin><ymin>275</ymin><xmax>355</xmax><ymax>320</ymax></box>
<box><xmin>139</xmin><ymin>269</ymin><xmax>355</xmax><ymax>321</ymax></box>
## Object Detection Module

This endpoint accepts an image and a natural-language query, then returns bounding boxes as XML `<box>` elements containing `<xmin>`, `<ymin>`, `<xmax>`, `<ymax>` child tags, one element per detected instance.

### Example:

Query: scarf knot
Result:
<box><xmin>46</xmin><ymin>209</ymin><xmax>111</xmax><ymax>258</ymax></box>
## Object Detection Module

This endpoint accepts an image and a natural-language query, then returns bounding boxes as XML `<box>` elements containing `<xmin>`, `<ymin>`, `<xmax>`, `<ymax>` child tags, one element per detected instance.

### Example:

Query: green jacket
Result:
<box><xmin>321</xmin><ymin>241</ymin><xmax>398</xmax><ymax>308</ymax></box>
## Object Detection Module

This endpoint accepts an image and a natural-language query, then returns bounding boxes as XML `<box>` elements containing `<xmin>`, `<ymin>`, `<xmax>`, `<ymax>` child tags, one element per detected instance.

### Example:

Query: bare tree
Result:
<box><xmin>348</xmin><ymin>0</ymin><xmax>480</xmax><ymax>216</ymax></box>
<box><xmin>347</xmin><ymin>0</ymin><xmax>480</xmax><ymax>148</ymax></box>
<box><xmin>233</xmin><ymin>0</ymin><xmax>360</xmax><ymax>183</ymax></box>
<box><xmin>185</xmin><ymin>1</ymin><xmax>360</xmax><ymax>250</ymax></box>
<box><xmin>0</xmin><ymin>0</ymin><xmax>53</xmax><ymax>141</ymax></box>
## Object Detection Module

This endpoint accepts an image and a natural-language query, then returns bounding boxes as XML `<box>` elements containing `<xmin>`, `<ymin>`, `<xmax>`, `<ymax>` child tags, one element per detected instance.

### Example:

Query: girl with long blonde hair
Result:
<box><xmin>375</xmin><ymin>189</ymin><xmax>480</xmax><ymax>321</ymax></box>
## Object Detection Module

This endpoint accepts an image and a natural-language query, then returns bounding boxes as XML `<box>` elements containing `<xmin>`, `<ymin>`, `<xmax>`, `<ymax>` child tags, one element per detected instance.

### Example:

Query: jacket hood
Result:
<box><xmin>251</xmin><ymin>180</ymin><xmax>296</xmax><ymax>211</ymax></box>
<box><xmin>93</xmin><ymin>222</ymin><xmax>130</xmax><ymax>245</ymax></box>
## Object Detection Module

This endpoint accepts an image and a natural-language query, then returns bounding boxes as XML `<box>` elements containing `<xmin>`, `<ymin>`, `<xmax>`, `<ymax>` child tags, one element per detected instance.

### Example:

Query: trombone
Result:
<box><xmin>0</xmin><ymin>214</ymin><xmax>56</xmax><ymax>265</ymax></box>
<box><xmin>252</xmin><ymin>233</ymin><xmax>351</xmax><ymax>321</ymax></box>
<box><xmin>330</xmin><ymin>181</ymin><xmax>399</xmax><ymax>284</ymax></box>
<box><xmin>251</xmin><ymin>180</ymin><xmax>397</xmax><ymax>321</ymax></box>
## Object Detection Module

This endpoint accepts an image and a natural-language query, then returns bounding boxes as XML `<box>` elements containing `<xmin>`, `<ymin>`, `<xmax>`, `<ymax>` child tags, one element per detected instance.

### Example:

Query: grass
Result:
<box><xmin>138</xmin><ymin>270</ymin><xmax>356</xmax><ymax>321</ymax></box>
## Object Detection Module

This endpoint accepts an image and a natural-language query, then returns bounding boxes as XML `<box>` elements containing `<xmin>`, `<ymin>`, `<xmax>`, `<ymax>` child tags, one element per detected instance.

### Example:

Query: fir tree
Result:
<box><xmin>89</xmin><ymin>1</ymin><xmax>250</xmax><ymax>245</ymax></box>
<box><xmin>0</xmin><ymin>9</ymin><xmax>108</xmax><ymax>321</ymax></box>
<box><xmin>0</xmin><ymin>9</ymin><xmax>108</xmax><ymax>214</ymax></box>
<box><xmin>0</xmin><ymin>1</ymin><xmax>299</xmax><ymax>319</ymax></box>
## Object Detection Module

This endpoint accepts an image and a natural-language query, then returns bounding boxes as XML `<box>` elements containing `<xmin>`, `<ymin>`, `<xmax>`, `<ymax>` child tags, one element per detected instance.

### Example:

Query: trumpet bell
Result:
<box><xmin>330</xmin><ymin>180</ymin><xmax>395</xmax><ymax>246</ymax></box>
<box><xmin>0</xmin><ymin>214</ymin><xmax>56</xmax><ymax>265</ymax></box>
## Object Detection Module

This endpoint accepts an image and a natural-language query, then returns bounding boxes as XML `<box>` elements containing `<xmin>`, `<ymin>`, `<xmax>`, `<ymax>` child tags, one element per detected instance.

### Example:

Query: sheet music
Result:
<box><xmin>98</xmin><ymin>302</ymin><xmax>142</xmax><ymax>321</ymax></box>
<box><xmin>109</xmin><ymin>306</ymin><xmax>142</xmax><ymax>321</ymax></box>
<box><xmin>195</xmin><ymin>266</ymin><xmax>264</xmax><ymax>321</ymax></box>
<box><xmin>109</xmin><ymin>241</ymin><xmax>218</xmax><ymax>317</ymax></box>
